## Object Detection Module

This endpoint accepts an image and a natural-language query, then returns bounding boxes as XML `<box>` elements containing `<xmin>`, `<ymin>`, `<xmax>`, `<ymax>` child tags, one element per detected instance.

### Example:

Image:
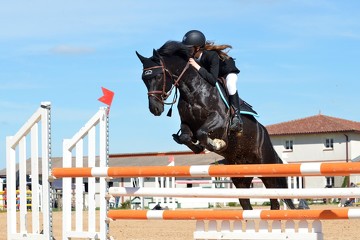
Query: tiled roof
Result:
<box><xmin>266</xmin><ymin>114</ymin><xmax>360</xmax><ymax>136</ymax></box>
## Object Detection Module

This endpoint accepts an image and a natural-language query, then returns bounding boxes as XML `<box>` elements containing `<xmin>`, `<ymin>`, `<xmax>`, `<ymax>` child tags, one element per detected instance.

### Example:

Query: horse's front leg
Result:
<box><xmin>172</xmin><ymin>123</ymin><xmax>205</xmax><ymax>154</ymax></box>
<box><xmin>195</xmin><ymin>112</ymin><xmax>227</xmax><ymax>152</ymax></box>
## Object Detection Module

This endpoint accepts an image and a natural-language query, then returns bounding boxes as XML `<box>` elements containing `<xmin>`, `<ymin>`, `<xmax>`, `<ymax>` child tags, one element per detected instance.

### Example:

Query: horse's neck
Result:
<box><xmin>164</xmin><ymin>56</ymin><xmax>213</xmax><ymax>96</ymax></box>
<box><xmin>164</xmin><ymin>58</ymin><xmax>196</xmax><ymax>91</ymax></box>
<box><xmin>178</xmin><ymin>71</ymin><xmax>201</xmax><ymax>92</ymax></box>
<box><xmin>177</xmin><ymin>73</ymin><xmax>218</xmax><ymax>107</ymax></box>
<box><xmin>176</xmin><ymin>68</ymin><xmax>229</xmax><ymax>117</ymax></box>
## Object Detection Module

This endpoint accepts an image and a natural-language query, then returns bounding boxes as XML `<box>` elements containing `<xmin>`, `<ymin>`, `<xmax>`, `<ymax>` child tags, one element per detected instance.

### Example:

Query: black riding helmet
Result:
<box><xmin>182</xmin><ymin>30</ymin><xmax>206</xmax><ymax>48</ymax></box>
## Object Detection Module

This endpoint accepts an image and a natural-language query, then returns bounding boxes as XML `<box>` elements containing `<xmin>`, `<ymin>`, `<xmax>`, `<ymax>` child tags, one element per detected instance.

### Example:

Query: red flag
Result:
<box><xmin>98</xmin><ymin>87</ymin><xmax>114</xmax><ymax>114</ymax></box>
<box><xmin>98</xmin><ymin>87</ymin><xmax>114</xmax><ymax>106</ymax></box>
<box><xmin>168</xmin><ymin>155</ymin><xmax>174</xmax><ymax>163</ymax></box>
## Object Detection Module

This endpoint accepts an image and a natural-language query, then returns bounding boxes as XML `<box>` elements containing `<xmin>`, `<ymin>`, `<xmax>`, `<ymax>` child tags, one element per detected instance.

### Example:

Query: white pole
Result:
<box><xmin>155</xmin><ymin>177</ymin><xmax>159</xmax><ymax>205</ymax></box>
<box><xmin>140</xmin><ymin>177</ymin><xmax>144</xmax><ymax>209</ymax></box>
<box><xmin>109</xmin><ymin>186</ymin><xmax>360</xmax><ymax>199</ymax></box>
<box><xmin>31</xmin><ymin>124</ymin><xmax>40</xmax><ymax>233</ymax></box>
<box><xmin>6</xmin><ymin>136</ymin><xmax>16</xmax><ymax>239</ymax></box>
<box><xmin>75</xmin><ymin>140</ymin><xmax>84</xmax><ymax>232</ymax></box>
<box><xmin>99</xmin><ymin>107</ymin><xmax>108</xmax><ymax>240</ymax></box>
<box><xmin>160</xmin><ymin>177</ymin><xmax>164</xmax><ymax>205</ymax></box>
<box><xmin>19</xmin><ymin>137</ymin><xmax>27</xmax><ymax>233</ymax></box>
<box><xmin>171</xmin><ymin>176</ymin><xmax>175</xmax><ymax>209</ymax></box>
<box><xmin>62</xmin><ymin>139</ymin><xmax>72</xmax><ymax>240</ymax></box>
<box><xmin>88</xmin><ymin>127</ymin><xmax>96</xmax><ymax>232</ymax></box>
<box><xmin>166</xmin><ymin>176</ymin><xmax>170</xmax><ymax>205</ymax></box>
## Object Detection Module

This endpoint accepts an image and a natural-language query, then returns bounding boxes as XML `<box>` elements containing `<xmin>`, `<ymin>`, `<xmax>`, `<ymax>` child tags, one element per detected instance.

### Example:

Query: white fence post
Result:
<box><xmin>6</xmin><ymin>102</ymin><xmax>52</xmax><ymax>240</ymax></box>
<box><xmin>61</xmin><ymin>107</ymin><xmax>109</xmax><ymax>240</ymax></box>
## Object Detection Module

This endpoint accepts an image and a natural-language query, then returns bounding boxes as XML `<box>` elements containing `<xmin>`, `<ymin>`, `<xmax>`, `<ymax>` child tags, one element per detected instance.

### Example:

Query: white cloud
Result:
<box><xmin>50</xmin><ymin>45</ymin><xmax>95</xmax><ymax>55</ymax></box>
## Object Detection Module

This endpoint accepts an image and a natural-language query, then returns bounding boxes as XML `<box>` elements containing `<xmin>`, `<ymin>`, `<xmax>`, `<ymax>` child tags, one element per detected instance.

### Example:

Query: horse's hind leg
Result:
<box><xmin>275</xmin><ymin>176</ymin><xmax>296</xmax><ymax>209</ymax></box>
<box><xmin>269</xmin><ymin>199</ymin><xmax>280</xmax><ymax>210</ymax></box>
<box><xmin>260</xmin><ymin>177</ymin><xmax>281</xmax><ymax>209</ymax></box>
<box><xmin>231</xmin><ymin>177</ymin><xmax>253</xmax><ymax>210</ymax></box>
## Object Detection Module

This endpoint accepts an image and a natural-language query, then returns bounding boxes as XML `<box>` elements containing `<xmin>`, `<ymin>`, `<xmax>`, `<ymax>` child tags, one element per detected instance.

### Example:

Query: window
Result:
<box><xmin>326</xmin><ymin>177</ymin><xmax>334</xmax><ymax>188</ymax></box>
<box><xmin>289</xmin><ymin>177</ymin><xmax>303</xmax><ymax>188</ymax></box>
<box><xmin>284</xmin><ymin>140</ymin><xmax>293</xmax><ymax>151</ymax></box>
<box><xmin>325</xmin><ymin>138</ymin><xmax>334</xmax><ymax>149</ymax></box>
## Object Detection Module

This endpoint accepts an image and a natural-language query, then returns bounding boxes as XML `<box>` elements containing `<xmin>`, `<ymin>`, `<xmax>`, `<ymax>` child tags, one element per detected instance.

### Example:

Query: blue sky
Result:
<box><xmin>1</xmin><ymin>0</ymin><xmax>360</xmax><ymax>170</ymax></box>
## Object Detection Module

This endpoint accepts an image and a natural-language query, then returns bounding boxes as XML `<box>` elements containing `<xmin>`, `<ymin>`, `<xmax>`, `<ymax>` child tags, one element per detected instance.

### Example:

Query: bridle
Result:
<box><xmin>143</xmin><ymin>58</ymin><xmax>189</xmax><ymax>105</ymax></box>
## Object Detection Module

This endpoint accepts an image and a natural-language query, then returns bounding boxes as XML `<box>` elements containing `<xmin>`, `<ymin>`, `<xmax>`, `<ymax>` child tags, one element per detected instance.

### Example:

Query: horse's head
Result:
<box><xmin>136</xmin><ymin>49</ymin><xmax>175</xmax><ymax>116</ymax></box>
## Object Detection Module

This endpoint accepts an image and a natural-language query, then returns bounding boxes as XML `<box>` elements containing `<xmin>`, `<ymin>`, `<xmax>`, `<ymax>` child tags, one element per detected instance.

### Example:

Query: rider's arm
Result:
<box><xmin>197</xmin><ymin>51</ymin><xmax>219</xmax><ymax>87</ymax></box>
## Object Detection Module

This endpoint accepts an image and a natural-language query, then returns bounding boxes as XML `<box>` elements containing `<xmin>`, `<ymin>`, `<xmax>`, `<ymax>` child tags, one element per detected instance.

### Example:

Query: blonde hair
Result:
<box><xmin>203</xmin><ymin>41</ymin><xmax>232</xmax><ymax>60</ymax></box>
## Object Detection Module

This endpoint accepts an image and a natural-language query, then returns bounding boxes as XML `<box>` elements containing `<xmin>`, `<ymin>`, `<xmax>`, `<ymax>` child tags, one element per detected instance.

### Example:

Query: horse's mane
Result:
<box><xmin>157</xmin><ymin>41</ymin><xmax>190</xmax><ymax>60</ymax></box>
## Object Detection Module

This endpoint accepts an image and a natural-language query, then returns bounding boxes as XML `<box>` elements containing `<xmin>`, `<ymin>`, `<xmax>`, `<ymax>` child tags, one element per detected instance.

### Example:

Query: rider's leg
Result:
<box><xmin>226</xmin><ymin>73</ymin><xmax>243</xmax><ymax>132</ymax></box>
<box><xmin>229</xmin><ymin>92</ymin><xmax>243</xmax><ymax>132</ymax></box>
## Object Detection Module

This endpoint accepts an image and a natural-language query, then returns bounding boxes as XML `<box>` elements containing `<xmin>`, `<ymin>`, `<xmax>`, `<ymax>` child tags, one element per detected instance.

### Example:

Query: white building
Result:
<box><xmin>266</xmin><ymin>114</ymin><xmax>360</xmax><ymax>188</ymax></box>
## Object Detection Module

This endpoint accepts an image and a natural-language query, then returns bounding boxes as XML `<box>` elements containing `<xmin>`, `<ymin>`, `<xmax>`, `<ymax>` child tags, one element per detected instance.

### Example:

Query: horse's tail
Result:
<box><xmin>259</xmin><ymin>123</ymin><xmax>285</xmax><ymax>164</ymax></box>
<box><xmin>258</xmin><ymin>120</ymin><xmax>300</xmax><ymax>210</ymax></box>
<box><xmin>270</xmin><ymin>134</ymin><xmax>299</xmax><ymax>209</ymax></box>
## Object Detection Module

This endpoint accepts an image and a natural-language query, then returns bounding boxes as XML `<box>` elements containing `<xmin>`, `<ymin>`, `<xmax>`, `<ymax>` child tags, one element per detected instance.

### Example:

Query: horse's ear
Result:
<box><xmin>136</xmin><ymin>51</ymin><xmax>147</xmax><ymax>63</ymax></box>
<box><xmin>153</xmin><ymin>49</ymin><xmax>160</xmax><ymax>59</ymax></box>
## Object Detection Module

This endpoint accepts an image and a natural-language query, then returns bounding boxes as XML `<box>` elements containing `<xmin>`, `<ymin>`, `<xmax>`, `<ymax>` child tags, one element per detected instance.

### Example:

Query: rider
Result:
<box><xmin>182</xmin><ymin>30</ymin><xmax>243</xmax><ymax>132</ymax></box>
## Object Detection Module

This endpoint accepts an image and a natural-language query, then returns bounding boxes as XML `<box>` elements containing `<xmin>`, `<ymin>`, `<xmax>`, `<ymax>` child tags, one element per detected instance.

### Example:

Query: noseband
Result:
<box><xmin>143</xmin><ymin>59</ymin><xmax>189</xmax><ymax>105</ymax></box>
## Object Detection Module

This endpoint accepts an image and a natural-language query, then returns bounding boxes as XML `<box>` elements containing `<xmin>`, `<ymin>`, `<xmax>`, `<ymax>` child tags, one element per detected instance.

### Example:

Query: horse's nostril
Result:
<box><xmin>155</xmin><ymin>108</ymin><xmax>162</xmax><ymax>116</ymax></box>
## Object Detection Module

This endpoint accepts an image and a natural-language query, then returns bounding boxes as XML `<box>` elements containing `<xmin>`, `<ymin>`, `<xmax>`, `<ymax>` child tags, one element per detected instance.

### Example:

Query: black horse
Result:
<box><xmin>136</xmin><ymin>41</ymin><xmax>295</xmax><ymax>210</ymax></box>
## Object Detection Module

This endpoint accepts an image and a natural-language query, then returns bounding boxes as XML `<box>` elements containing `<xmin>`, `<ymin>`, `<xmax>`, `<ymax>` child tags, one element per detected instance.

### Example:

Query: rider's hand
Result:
<box><xmin>189</xmin><ymin>58</ymin><xmax>201</xmax><ymax>71</ymax></box>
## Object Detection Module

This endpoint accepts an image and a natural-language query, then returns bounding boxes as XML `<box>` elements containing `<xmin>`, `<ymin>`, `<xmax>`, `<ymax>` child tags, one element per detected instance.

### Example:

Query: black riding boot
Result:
<box><xmin>229</xmin><ymin>92</ymin><xmax>243</xmax><ymax>132</ymax></box>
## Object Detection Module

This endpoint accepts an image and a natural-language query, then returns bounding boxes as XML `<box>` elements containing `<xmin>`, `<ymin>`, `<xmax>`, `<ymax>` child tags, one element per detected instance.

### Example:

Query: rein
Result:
<box><xmin>143</xmin><ymin>59</ymin><xmax>190</xmax><ymax>106</ymax></box>
<box><xmin>173</xmin><ymin>61</ymin><xmax>189</xmax><ymax>87</ymax></box>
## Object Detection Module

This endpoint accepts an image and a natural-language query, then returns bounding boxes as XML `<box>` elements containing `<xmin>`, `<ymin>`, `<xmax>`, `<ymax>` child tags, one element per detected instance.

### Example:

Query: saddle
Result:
<box><xmin>216</xmin><ymin>78</ymin><xmax>258</xmax><ymax>116</ymax></box>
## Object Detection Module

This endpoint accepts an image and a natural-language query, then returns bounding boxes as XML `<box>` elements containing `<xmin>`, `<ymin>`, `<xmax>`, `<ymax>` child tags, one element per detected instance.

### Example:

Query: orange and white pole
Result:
<box><xmin>53</xmin><ymin>162</ymin><xmax>360</xmax><ymax>178</ymax></box>
<box><xmin>108</xmin><ymin>208</ymin><xmax>360</xmax><ymax>221</ymax></box>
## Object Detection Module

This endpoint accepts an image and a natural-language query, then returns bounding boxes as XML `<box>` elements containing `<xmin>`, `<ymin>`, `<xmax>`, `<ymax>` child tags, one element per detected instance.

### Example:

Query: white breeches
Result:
<box><xmin>226</xmin><ymin>73</ymin><xmax>238</xmax><ymax>95</ymax></box>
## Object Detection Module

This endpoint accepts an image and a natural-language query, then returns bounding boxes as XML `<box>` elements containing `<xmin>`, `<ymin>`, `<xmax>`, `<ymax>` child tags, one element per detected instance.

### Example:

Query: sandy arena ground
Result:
<box><xmin>1</xmin><ymin>205</ymin><xmax>359</xmax><ymax>240</ymax></box>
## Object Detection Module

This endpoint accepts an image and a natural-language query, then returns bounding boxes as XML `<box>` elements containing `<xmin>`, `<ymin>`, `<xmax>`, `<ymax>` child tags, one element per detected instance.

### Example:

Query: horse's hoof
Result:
<box><xmin>212</xmin><ymin>139</ymin><xmax>226</xmax><ymax>151</ymax></box>
<box><xmin>191</xmin><ymin>146</ymin><xmax>205</xmax><ymax>154</ymax></box>
<box><xmin>172</xmin><ymin>134</ymin><xmax>183</xmax><ymax>144</ymax></box>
